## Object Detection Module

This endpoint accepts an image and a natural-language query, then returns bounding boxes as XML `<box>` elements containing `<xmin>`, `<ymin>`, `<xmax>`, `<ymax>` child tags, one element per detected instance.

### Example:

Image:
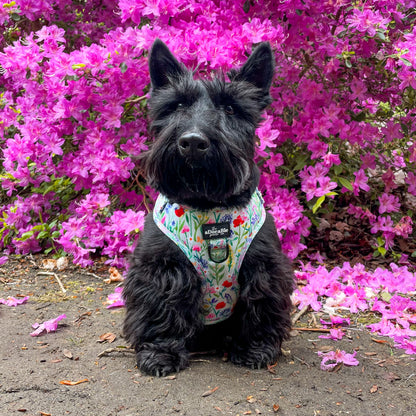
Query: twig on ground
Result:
<box><xmin>97</xmin><ymin>346</ymin><xmax>135</xmax><ymax>358</ymax></box>
<box><xmin>83</xmin><ymin>272</ymin><xmax>105</xmax><ymax>281</ymax></box>
<box><xmin>292</xmin><ymin>305</ymin><xmax>308</xmax><ymax>325</ymax></box>
<box><xmin>293</xmin><ymin>327</ymin><xmax>331</xmax><ymax>333</ymax></box>
<box><xmin>37</xmin><ymin>271</ymin><xmax>66</xmax><ymax>293</ymax></box>
<box><xmin>293</xmin><ymin>355</ymin><xmax>311</xmax><ymax>368</ymax></box>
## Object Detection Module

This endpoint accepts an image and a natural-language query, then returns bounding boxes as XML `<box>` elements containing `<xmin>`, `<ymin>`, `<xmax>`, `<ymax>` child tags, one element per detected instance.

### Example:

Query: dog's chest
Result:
<box><xmin>153</xmin><ymin>189</ymin><xmax>266</xmax><ymax>324</ymax></box>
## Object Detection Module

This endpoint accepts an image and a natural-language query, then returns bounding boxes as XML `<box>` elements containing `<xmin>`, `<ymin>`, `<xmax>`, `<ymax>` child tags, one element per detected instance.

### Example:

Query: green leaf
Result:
<box><xmin>376</xmin><ymin>30</ymin><xmax>387</xmax><ymax>42</ymax></box>
<box><xmin>399</xmin><ymin>57</ymin><xmax>412</xmax><ymax>67</ymax></box>
<box><xmin>333</xmin><ymin>164</ymin><xmax>343</xmax><ymax>175</ymax></box>
<box><xmin>338</xmin><ymin>177</ymin><xmax>353</xmax><ymax>191</ymax></box>
<box><xmin>20</xmin><ymin>230</ymin><xmax>34</xmax><ymax>240</ymax></box>
<box><xmin>72</xmin><ymin>63</ymin><xmax>86</xmax><ymax>70</ymax></box>
<box><xmin>378</xmin><ymin>246</ymin><xmax>387</xmax><ymax>256</ymax></box>
<box><xmin>377</xmin><ymin>236</ymin><xmax>385</xmax><ymax>246</ymax></box>
<box><xmin>37</xmin><ymin>230</ymin><xmax>49</xmax><ymax>239</ymax></box>
<box><xmin>380</xmin><ymin>292</ymin><xmax>392</xmax><ymax>302</ymax></box>
<box><xmin>11</xmin><ymin>13</ymin><xmax>21</xmax><ymax>22</ymax></box>
<box><xmin>243</xmin><ymin>0</ymin><xmax>250</xmax><ymax>13</ymax></box>
<box><xmin>120</xmin><ymin>62</ymin><xmax>128</xmax><ymax>73</ymax></box>
<box><xmin>293</xmin><ymin>154</ymin><xmax>310</xmax><ymax>171</ymax></box>
<box><xmin>312</xmin><ymin>196</ymin><xmax>325</xmax><ymax>214</ymax></box>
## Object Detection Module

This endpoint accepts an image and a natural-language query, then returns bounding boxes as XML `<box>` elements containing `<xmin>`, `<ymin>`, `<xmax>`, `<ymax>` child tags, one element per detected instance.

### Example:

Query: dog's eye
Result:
<box><xmin>176</xmin><ymin>102</ymin><xmax>185</xmax><ymax>109</ymax></box>
<box><xmin>225</xmin><ymin>105</ymin><xmax>234</xmax><ymax>115</ymax></box>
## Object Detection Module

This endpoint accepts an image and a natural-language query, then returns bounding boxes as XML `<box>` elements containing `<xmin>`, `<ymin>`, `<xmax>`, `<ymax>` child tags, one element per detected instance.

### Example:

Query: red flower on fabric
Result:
<box><xmin>175</xmin><ymin>206</ymin><xmax>185</xmax><ymax>217</ymax></box>
<box><xmin>233</xmin><ymin>215</ymin><xmax>245</xmax><ymax>227</ymax></box>
<box><xmin>215</xmin><ymin>301</ymin><xmax>226</xmax><ymax>310</ymax></box>
<box><xmin>222</xmin><ymin>280</ymin><xmax>233</xmax><ymax>288</ymax></box>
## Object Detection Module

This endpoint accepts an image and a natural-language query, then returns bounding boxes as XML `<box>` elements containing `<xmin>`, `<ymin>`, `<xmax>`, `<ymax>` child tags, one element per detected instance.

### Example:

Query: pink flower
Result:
<box><xmin>106</xmin><ymin>287</ymin><xmax>125</xmax><ymax>309</ymax></box>
<box><xmin>405</xmin><ymin>172</ymin><xmax>416</xmax><ymax>195</ymax></box>
<box><xmin>181</xmin><ymin>225</ymin><xmax>190</xmax><ymax>233</ymax></box>
<box><xmin>322</xmin><ymin>153</ymin><xmax>341</xmax><ymax>168</ymax></box>
<box><xmin>320</xmin><ymin>316</ymin><xmax>350</xmax><ymax>327</ymax></box>
<box><xmin>382</xmin><ymin>122</ymin><xmax>402</xmax><ymax>143</ymax></box>
<box><xmin>350</xmin><ymin>78</ymin><xmax>367</xmax><ymax>100</ymax></box>
<box><xmin>346</xmin><ymin>8</ymin><xmax>389</xmax><ymax>37</ymax></box>
<box><xmin>352</xmin><ymin>169</ymin><xmax>370</xmax><ymax>195</ymax></box>
<box><xmin>0</xmin><ymin>296</ymin><xmax>29</xmax><ymax>307</ymax></box>
<box><xmin>340</xmin><ymin>286</ymin><xmax>368</xmax><ymax>313</ymax></box>
<box><xmin>292</xmin><ymin>287</ymin><xmax>321</xmax><ymax>312</ymax></box>
<box><xmin>319</xmin><ymin>328</ymin><xmax>345</xmax><ymax>340</ymax></box>
<box><xmin>30</xmin><ymin>314</ymin><xmax>67</xmax><ymax>337</ymax></box>
<box><xmin>361</xmin><ymin>154</ymin><xmax>376</xmax><ymax>170</ymax></box>
<box><xmin>395</xmin><ymin>338</ymin><xmax>416</xmax><ymax>355</ymax></box>
<box><xmin>378</xmin><ymin>193</ymin><xmax>400</xmax><ymax>214</ymax></box>
<box><xmin>318</xmin><ymin>349</ymin><xmax>359</xmax><ymax>371</ymax></box>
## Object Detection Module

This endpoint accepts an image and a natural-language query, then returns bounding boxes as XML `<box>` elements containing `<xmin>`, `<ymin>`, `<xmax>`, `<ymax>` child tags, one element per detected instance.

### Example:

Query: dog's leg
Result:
<box><xmin>123</xmin><ymin>221</ymin><xmax>203</xmax><ymax>376</ymax></box>
<box><xmin>230</xmin><ymin>214</ymin><xmax>294</xmax><ymax>369</ymax></box>
<box><xmin>123</xmin><ymin>261</ymin><xmax>202</xmax><ymax>376</ymax></box>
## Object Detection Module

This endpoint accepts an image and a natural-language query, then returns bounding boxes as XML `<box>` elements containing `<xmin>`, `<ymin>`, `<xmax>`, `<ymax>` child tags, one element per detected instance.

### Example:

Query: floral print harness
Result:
<box><xmin>153</xmin><ymin>189</ymin><xmax>266</xmax><ymax>324</ymax></box>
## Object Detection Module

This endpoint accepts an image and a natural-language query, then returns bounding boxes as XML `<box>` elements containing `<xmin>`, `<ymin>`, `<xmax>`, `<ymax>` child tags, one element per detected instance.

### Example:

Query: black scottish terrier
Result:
<box><xmin>123</xmin><ymin>39</ymin><xmax>294</xmax><ymax>376</ymax></box>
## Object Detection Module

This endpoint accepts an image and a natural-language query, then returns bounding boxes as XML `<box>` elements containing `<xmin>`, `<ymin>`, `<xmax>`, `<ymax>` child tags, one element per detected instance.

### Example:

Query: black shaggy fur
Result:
<box><xmin>123</xmin><ymin>39</ymin><xmax>294</xmax><ymax>376</ymax></box>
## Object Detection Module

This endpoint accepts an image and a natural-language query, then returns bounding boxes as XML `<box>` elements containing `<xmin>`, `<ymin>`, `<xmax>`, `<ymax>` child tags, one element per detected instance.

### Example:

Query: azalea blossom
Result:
<box><xmin>106</xmin><ymin>287</ymin><xmax>125</xmax><ymax>309</ymax></box>
<box><xmin>319</xmin><ymin>328</ymin><xmax>345</xmax><ymax>340</ymax></box>
<box><xmin>378</xmin><ymin>193</ymin><xmax>400</xmax><ymax>214</ymax></box>
<box><xmin>30</xmin><ymin>314</ymin><xmax>67</xmax><ymax>337</ymax></box>
<box><xmin>0</xmin><ymin>296</ymin><xmax>29</xmax><ymax>307</ymax></box>
<box><xmin>318</xmin><ymin>349</ymin><xmax>359</xmax><ymax>371</ymax></box>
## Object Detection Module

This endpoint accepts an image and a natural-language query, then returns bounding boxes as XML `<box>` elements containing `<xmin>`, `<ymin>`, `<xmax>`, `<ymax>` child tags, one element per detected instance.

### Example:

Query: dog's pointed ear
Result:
<box><xmin>149</xmin><ymin>39</ymin><xmax>186</xmax><ymax>90</ymax></box>
<box><xmin>233</xmin><ymin>43</ymin><xmax>275</xmax><ymax>93</ymax></box>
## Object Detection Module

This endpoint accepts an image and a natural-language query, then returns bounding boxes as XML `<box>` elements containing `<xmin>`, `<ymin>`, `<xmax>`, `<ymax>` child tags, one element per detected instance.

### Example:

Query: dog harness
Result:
<box><xmin>153</xmin><ymin>189</ymin><xmax>266</xmax><ymax>325</ymax></box>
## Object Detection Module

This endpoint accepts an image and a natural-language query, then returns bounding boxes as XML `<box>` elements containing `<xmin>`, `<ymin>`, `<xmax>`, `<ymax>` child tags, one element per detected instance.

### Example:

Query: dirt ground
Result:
<box><xmin>1</xmin><ymin>254</ymin><xmax>416</xmax><ymax>416</ymax></box>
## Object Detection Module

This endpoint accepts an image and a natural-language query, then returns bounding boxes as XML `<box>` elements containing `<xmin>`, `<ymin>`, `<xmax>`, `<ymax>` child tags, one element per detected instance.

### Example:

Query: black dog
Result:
<box><xmin>123</xmin><ymin>39</ymin><xmax>294</xmax><ymax>376</ymax></box>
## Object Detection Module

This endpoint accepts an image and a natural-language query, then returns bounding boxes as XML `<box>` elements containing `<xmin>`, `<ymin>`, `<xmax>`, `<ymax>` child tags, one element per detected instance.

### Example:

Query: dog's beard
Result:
<box><xmin>178</xmin><ymin>158</ymin><xmax>251</xmax><ymax>200</ymax></box>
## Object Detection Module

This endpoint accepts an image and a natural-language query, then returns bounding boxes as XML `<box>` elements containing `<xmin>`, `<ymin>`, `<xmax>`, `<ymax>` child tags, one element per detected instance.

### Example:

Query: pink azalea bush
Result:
<box><xmin>1</xmin><ymin>0</ymin><xmax>415</xmax><ymax>266</ymax></box>
<box><xmin>1</xmin><ymin>1</ymin><xmax>416</xmax><ymax>354</ymax></box>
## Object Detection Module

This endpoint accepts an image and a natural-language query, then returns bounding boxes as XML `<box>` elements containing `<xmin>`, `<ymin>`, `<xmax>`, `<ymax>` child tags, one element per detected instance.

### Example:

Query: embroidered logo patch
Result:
<box><xmin>202</xmin><ymin>223</ymin><xmax>231</xmax><ymax>240</ymax></box>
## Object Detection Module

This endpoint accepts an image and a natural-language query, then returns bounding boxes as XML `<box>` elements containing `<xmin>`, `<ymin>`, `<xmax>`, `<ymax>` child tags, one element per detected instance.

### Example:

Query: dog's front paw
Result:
<box><xmin>230</xmin><ymin>343</ymin><xmax>279</xmax><ymax>370</ymax></box>
<box><xmin>136</xmin><ymin>342</ymin><xmax>189</xmax><ymax>377</ymax></box>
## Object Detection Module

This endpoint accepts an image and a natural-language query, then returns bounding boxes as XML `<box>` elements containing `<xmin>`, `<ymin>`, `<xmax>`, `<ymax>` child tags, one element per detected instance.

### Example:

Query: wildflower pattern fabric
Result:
<box><xmin>153</xmin><ymin>189</ymin><xmax>266</xmax><ymax>324</ymax></box>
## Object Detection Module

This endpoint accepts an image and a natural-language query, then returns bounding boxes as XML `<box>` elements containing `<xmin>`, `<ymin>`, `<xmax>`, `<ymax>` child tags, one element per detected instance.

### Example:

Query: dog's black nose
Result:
<box><xmin>178</xmin><ymin>133</ymin><xmax>210</xmax><ymax>158</ymax></box>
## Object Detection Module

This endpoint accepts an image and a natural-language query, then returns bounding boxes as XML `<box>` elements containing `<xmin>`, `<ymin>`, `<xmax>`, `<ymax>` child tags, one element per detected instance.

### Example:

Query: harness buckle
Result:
<box><xmin>208</xmin><ymin>238</ymin><xmax>229</xmax><ymax>263</ymax></box>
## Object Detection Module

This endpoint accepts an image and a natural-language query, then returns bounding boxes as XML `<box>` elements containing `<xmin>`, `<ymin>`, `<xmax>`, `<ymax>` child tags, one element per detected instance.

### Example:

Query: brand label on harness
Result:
<box><xmin>202</xmin><ymin>223</ymin><xmax>231</xmax><ymax>240</ymax></box>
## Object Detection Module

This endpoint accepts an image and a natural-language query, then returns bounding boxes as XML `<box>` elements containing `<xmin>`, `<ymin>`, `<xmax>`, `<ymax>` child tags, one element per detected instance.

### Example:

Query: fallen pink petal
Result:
<box><xmin>106</xmin><ymin>287</ymin><xmax>125</xmax><ymax>309</ymax></box>
<box><xmin>0</xmin><ymin>296</ymin><xmax>29</xmax><ymax>307</ymax></box>
<box><xmin>318</xmin><ymin>349</ymin><xmax>359</xmax><ymax>371</ymax></box>
<box><xmin>319</xmin><ymin>328</ymin><xmax>345</xmax><ymax>340</ymax></box>
<box><xmin>320</xmin><ymin>316</ymin><xmax>351</xmax><ymax>327</ymax></box>
<box><xmin>30</xmin><ymin>314</ymin><xmax>67</xmax><ymax>337</ymax></box>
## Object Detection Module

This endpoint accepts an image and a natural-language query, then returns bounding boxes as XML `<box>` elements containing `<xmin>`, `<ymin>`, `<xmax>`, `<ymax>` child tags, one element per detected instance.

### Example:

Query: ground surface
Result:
<box><xmin>1</xmin><ymin>254</ymin><xmax>416</xmax><ymax>416</ymax></box>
